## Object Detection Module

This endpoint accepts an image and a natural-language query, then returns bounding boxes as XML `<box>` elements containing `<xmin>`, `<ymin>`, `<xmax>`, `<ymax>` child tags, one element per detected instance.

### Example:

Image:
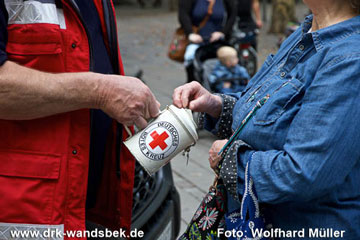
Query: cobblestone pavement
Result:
<box><xmin>115</xmin><ymin>2</ymin><xmax>308</xmax><ymax>236</ymax></box>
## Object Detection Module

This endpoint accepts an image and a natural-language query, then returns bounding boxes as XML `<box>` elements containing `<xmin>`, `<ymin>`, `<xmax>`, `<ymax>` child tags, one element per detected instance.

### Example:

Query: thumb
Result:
<box><xmin>148</xmin><ymin>94</ymin><xmax>161</xmax><ymax>118</ymax></box>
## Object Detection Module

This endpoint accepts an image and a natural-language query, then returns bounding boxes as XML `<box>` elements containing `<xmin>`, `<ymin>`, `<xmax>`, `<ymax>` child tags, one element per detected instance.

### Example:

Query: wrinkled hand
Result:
<box><xmin>188</xmin><ymin>33</ymin><xmax>203</xmax><ymax>44</ymax></box>
<box><xmin>210</xmin><ymin>31</ymin><xmax>224</xmax><ymax>43</ymax></box>
<box><xmin>172</xmin><ymin>81</ymin><xmax>222</xmax><ymax>118</ymax></box>
<box><xmin>97</xmin><ymin>75</ymin><xmax>160</xmax><ymax>129</ymax></box>
<box><xmin>209</xmin><ymin>140</ymin><xmax>228</xmax><ymax>170</ymax></box>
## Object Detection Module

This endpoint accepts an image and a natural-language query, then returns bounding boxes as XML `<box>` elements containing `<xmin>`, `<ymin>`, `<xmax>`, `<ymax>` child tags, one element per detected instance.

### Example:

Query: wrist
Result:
<box><xmin>208</xmin><ymin>94</ymin><xmax>222</xmax><ymax>118</ymax></box>
<box><xmin>57</xmin><ymin>71</ymin><xmax>105</xmax><ymax>110</ymax></box>
<box><xmin>88</xmin><ymin>72</ymin><xmax>109</xmax><ymax>110</ymax></box>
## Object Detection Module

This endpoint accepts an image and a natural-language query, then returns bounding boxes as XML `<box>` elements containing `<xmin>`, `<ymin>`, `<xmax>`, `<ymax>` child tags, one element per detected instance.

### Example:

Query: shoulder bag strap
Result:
<box><xmin>218</xmin><ymin>94</ymin><xmax>270</xmax><ymax>157</ymax></box>
<box><xmin>214</xmin><ymin>94</ymin><xmax>270</xmax><ymax>179</ymax></box>
<box><xmin>196</xmin><ymin>0</ymin><xmax>216</xmax><ymax>31</ymax></box>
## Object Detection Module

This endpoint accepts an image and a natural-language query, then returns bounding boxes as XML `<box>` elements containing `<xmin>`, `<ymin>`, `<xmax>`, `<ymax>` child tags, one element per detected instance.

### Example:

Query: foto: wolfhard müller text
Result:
<box><xmin>252</xmin><ymin>228</ymin><xmax>345</xmax><ymax>238</ymax></box>
<box><xmin>218</xmin><ymin>228</ymin><xmax>346</xmax><ymax>238</ymax></box>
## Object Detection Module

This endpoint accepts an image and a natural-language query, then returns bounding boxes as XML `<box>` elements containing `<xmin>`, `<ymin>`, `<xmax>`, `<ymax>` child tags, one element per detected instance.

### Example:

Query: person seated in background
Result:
<box><xmin>209</xmin><ymin>46</ymin><xmax>250</xmax><ymax>94</ymax></box>
<box><xmin>178</xmin><ymin>0</ymin><xmax>236</xmax><ymax>83</ymax></box>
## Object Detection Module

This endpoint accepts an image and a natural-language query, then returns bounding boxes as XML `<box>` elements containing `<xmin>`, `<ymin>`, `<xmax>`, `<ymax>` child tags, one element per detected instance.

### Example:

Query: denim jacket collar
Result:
<box><xmin>303</xmin><ymin>14</ymin><xmax>360</xmax><ymax>52</ymax></box>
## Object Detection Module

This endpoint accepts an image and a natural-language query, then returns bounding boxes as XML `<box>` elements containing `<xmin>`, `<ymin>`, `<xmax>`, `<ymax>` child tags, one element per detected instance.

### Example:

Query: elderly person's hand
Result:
<box><xmin>98</xmin><ymin>75</ymin><xmax>160</xmax><ymax>129</ymax></box>
<box><xmin>209</xmin><ymin>139</ymin><xmax>227</xmax><ymax>170</ymax></box>
<box><xmin>188</xmin><ymin>33</ymin><xmax>203</xmax><ymax>43</ymax></box>
<box><xmin>210</xmin><ymin>31</ymin><xmax>224</xmax><ymax>42</ymax></box>
<box><xmin>172</xmin><ymin>81</ymin><xmax>222</xmax><ymax>118</ymax></box>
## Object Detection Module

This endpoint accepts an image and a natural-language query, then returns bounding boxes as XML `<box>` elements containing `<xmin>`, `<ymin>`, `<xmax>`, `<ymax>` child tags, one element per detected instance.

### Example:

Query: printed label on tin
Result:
<box><xmin>139</xmin><ymin>121</ymin><xmax>179</xmax><ymax>161</ymax></box>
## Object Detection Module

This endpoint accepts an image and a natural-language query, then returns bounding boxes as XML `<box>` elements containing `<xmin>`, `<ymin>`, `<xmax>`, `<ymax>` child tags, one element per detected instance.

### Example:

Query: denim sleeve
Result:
<box><xmin>0</xmin><ymin>1</ymin><xmax>8</xmax><ymax>66</ymax></box>
<box><xmin>237</xmin><ymin>56</ymin><xmax>360</xmax><ymax>204</ymax></box>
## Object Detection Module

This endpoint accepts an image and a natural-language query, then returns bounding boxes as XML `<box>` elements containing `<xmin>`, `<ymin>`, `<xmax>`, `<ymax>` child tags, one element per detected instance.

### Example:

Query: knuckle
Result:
<box><xmin>128</xmin><ymin>108</ymin><xmax>140</xmax><ymax>118</ymax></box>
<box><xmin>143</xmin><ymin>85</ymin><xmax>151</xmax><ymax>93</ymax></box>
<box><xmin>173</xmin><ymin>93</ymin><xmax>179</xmax><ymax>101</ymax></box>
<box><xmin>132</xmin><ymin>77</ymin><xmax>143</xmax><ymax>84</ymax></box>
<box><xmin>173</xmin><ymin>94</ymin><xmax>180</xmax><ymax>102</ymax></box>
<box><xmin>190</xmin><ymin>81</ymin><xmax>199</xmax><ymax>87</ymax></box>
<box><xmin>144</xmin><ymin>89</ymin><xmax>153</xmax><ymax>99</ymax></box>
<box><xmin>134</xmin><ymin>101</ymin><xmax>145</xmax><ymax>110</ymax></box>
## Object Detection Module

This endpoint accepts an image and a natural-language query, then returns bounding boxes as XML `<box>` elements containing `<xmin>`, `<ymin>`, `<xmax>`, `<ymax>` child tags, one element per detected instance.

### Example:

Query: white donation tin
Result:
<box><xmin>124</xmin><ymin>105</ymin><xmax>198</xmax><ymax>175</ymax></box>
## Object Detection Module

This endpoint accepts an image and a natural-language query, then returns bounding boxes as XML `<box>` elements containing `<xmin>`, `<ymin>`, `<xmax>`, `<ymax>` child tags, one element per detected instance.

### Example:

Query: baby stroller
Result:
<box><xmin>192</xmin><ymin>41</ymin><xmax>250</xmax><ymax>128</ymax></box>
<box><xmin>192</xmin><ymin>41</ymin><xmax>249</xmax><ymax>94</ymax></box>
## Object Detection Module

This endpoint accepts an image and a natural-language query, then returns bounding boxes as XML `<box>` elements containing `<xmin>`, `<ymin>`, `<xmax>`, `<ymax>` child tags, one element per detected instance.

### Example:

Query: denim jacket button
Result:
<box><xmin>280</xmin><ymin>72</ymin><xmax>286</xmax><ymax>77</ymax></box>
<box><xmin>299</xmin><ymin>44</ymin><xmax>305</xmax><ymax>51</ymax></box>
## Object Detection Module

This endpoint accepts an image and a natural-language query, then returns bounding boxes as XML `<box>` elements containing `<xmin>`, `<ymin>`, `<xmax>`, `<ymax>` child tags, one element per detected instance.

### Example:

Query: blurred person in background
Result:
<box><xmin>236</xmin><ymin>0</ymin><xmax>262</xmax><ymax>49</ymax></box>
<box><xmin>237</xmin><ymin>0</ymin><xmax>262</xmax><ymax>29</ymax></box>
<box><xmin>179</xmin><ymin>0</ymin><xmax>237</xmax><ymax>83</ymax></box>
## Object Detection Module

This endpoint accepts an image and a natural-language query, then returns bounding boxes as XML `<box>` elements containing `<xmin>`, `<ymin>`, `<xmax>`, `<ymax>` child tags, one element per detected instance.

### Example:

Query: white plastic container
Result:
<box><xmin>124</xmin><ymin>105</ymin><xmax>198</xmax><ymax>175</ymax></box>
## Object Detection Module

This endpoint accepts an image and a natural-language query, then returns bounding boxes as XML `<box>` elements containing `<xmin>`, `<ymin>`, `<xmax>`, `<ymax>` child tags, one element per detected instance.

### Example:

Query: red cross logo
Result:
<box><xmin>149</xmin><ymin>131</ymin><xmax>169</xmax><ymax>150</ymax></box>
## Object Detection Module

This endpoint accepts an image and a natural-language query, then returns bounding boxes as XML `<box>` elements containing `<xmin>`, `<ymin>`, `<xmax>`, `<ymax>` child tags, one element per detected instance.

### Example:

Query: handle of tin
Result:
<box><xmin>124</xmin><ymin>126</ymin><xmax>133</xmax><ymax>137</ymax></box>
<box><xmin>124</xmin><ymin>109</ymin><xmax>164</xmax><ymax>139</ymax></box>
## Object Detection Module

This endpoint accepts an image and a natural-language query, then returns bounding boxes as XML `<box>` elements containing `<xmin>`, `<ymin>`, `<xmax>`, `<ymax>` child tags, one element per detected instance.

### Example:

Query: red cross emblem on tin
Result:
<box><xmin>149</xmin><ymin>131</ymin><xmax>169</xmax><ymax>150</ymax></box>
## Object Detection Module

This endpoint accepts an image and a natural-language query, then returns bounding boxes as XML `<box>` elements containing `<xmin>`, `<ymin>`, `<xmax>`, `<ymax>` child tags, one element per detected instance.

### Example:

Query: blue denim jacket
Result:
<box><xmin>205</xmin><ymin>15</ymin><xmax>360</xmax><ymax>239</ymax></box>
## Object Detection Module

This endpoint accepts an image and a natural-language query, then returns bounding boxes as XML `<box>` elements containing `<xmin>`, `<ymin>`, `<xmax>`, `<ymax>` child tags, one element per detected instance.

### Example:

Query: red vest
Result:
<box><xmin>0</xmin><ymin>0</ymin><xmax>135</xmax><ymax>238</ymax></box>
